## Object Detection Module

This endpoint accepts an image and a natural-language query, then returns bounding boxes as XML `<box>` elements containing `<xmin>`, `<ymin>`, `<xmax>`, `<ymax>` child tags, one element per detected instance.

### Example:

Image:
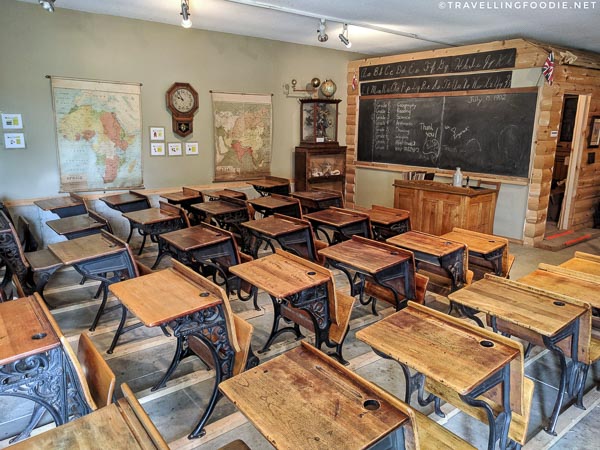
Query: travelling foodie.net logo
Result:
<box><xmin>438</xmin><ymin>1</ymin><xmax>597</xmax><ymax>9</ymax></box>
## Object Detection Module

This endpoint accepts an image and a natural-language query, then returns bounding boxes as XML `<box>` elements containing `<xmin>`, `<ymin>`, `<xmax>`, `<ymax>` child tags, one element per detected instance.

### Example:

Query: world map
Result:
<box><xmin>212</xmin><ymin>92</ymin><xmax>272</xmax><ymax>181</ymax></box>
<box><xmin>52</xmin><ymin>78</ymin><xmax>143</xmax><ymax>191</ymax></box>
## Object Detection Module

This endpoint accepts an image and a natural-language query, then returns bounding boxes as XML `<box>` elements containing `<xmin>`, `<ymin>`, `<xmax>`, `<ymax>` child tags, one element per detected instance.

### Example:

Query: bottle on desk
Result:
<box><xmin>453</xmin><ymin>167</ymin><xmax>463</xmax><ymax>187</ymax></box>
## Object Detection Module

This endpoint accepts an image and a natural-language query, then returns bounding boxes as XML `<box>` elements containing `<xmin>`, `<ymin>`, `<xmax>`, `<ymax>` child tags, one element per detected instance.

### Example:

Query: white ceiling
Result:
<box><xmin>21</xmin><ymin>0</ymin><xmax>600</xmax><ymax>55</ymax></box>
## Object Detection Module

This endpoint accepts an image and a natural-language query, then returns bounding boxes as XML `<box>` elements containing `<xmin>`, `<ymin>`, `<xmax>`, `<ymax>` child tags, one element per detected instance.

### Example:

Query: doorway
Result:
<box><xmin>546</xmin><ymin>94</ymin><xmax>591</xmax><ymax>234</ymax></box>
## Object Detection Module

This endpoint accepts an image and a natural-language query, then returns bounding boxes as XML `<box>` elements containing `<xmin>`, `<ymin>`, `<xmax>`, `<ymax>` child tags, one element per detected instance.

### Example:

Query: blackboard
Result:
<box><xmin>357</xmin><ymin>91</ymin><xmax>538</xmax><ymax>178</ymax></box>
<box><xmin>359</xmin><ymin>48</ymin><xmax>517</xmax><ymax>81</ymax></box>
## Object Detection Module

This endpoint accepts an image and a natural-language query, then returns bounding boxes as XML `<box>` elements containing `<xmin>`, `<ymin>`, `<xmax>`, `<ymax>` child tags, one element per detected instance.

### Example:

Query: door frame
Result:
<box><xmin>559</xmin><ymin>94</ymin><xmax>591</xmax><ymax>229</ymax></box>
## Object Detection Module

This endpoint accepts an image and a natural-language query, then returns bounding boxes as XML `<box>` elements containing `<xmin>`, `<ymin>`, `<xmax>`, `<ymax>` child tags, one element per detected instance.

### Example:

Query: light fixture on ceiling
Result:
<box><xmin>339</xmin><ymin>24</ymin><xmax>351</xmax><ymax>48</ymax></box>
<box><xmin>317</xmin><ymin>19</ymin><xmax>328</xmax><ymax>43</ymax></box>
<box><xmin>39</xmin><ymin>0</ymin><xmax>55</xmax><ymax>12</ymax></box>
<box><xmin>181</xmin><ymin>0</ymin><xmax>192</xmax><ymax>28</ymax></box>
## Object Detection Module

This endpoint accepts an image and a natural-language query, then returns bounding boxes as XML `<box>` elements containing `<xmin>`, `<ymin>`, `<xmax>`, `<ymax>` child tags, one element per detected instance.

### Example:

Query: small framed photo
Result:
<box><xmin>168</xmin><ymin>142</ymin><xmax>182</xmax><ymax>156</ymax></box>
<box><xmin>150</xmin><ymin>126</ymin><xmax>165</xmax><ymax>141</ymax></box>
<box><xmin>589</xmin><ymin>116</ymin><xmax>600</xmax><ymax>148</ymax></box>
<box><xmin>2</xmin><ymin>113</ymin><xmax>23</xmax><ymax>130</ymax></box>
<box><xmin>150</xmin><ymin>142</ymin><xmax>165</xmax><ymax>156</ymax></box>
<box><xmin>185</xmin><ymin>142</ymin><xmax>199</xmax><ymax>155</ymax></box>
<box><xmin>4</xmin><ymin>133</ymin><xmax>26</xmax><ymax>149</ymax></box>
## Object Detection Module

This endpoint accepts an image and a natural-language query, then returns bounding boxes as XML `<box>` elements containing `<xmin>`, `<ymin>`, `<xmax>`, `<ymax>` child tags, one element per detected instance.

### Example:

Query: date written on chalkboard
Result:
<box><xmin>360</xmin><ymin>71</ymin><xmax>512</xmax><ymax>96</ymax></box>
<box><xmin>359</xmin><ymin>48</ymin><xmax>516</xmax><ymax>81</ymax></box>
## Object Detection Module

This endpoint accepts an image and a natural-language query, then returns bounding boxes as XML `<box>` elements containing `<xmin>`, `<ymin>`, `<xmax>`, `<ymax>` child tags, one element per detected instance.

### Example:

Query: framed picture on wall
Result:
<box><xmin>150</xmin><ymin>126</ymin><xmax>165</xmax><ymax>141</ymax></box>
<box><xmin>185</xmin><ymin>142</ymin><xmax>199</xmax><ymax>155</ymax></box>
<box><xmin>589</xmin><ymin>116</ymin><xmax>600</xmax><ymax>148</ymax></box>
<box><xmin>168</xmin><ymin>142</ymin><xmax>182</xmax><ymax>156</ymax></box>
<box><xmin>150</xmin><ymin>142</ymin><xmax>165</xmax><ymax>156</ymax></box>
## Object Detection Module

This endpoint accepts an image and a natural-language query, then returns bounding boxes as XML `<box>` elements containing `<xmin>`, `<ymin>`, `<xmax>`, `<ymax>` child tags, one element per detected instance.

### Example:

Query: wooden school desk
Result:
<box><xmin>160</xmin><ymin>186</ymin><xmax>203</xmax><ymax>212</ymax></box>
<box><xmin>319</xmin><ymin>236</ymin><xmax>416</xmax><ymax>312</ymax></box>
<box><xmin>357</xmin><ymin>301</ymin><xmax>519</xmax><ymax>450</ymax></box>
<box><xmin>34</xmin><ymin>195</ymin><xmax>86</xmax><ymax>218</ymax></box>
<box><xmin>559</xmin><ymin>251</ymin><xmax>600</xmax><ymax>277</ymax></box>
<box><xmin>220</xmin><ymin>342</ymin><xmax>411</xmax><ymax>450</ymax></box>
<box><xmin>190</xmin><ymin>198</ymin><xmax>249</xmax><ymax>230</ymax></box>
<box><xmin>240</xmin><ymin>214</ymin><xmax>308</xmax><ymax>258</ymax></box>
<box><xmin>441</xmin><ymin>228</ymin><xmax>510</xmax><ymax>278</ymax></box>
<box><xmin>247</xmin><ymin>195</ymin><xmax>301</xmax><ymax>218</ymax></box>
<box><xmin>291</xmin><ymin>189</ymin><xmax>343</xmax><ymax>213</ymax></box>
<box><xmin>100</xmin><ymin>191</ymin><xmax>150</xmax><ymax>213</ymax></box>
<box><xmin>362</xmin><ymin>205</ymin><xmax>411</xmax><ymax>241</ymax></box>
<box><xmin>230</xmin><ymin>249</ymin><xmax>352</xmax><ymax>362</ymax></box>
<box><xmin>48</xmin><ymin>231</ymin><xmax>138</xmax><ymax>331</ymax></box>
<box><xmin>122</xmin><ymin>206</ymin><xmax>183</xmax><ymax>255</ymax></box>
<box><xmin>247</xmin><ymin>176</ymin><xmax>290</xmax><ymax>196</ymax></box>
<box><xmin>0</xmin><ymin>295</ymin><xmax>91</xmax><ymax>438</ymax></box>
<box><xmin>109</xmin><ymin>261</ymin><xmax>254</xmax><ymax>439</ymax></box>
<box><xmin>448</xmin><ymin>275</ymin><xmax>589</xmax><ymax>435</ymax></box>
<box><xmin>304</xmin><ymin>207</ymin><xmax>371</xmax><ymax>244</ymax></box>
<box><xmin>10</xmin><ymin>384</ymin><xmax>168</xmax><ymax>450</ymax></box>
<box><xmin>46</xmin><ymin>214</ymin><xmax>107</xmax><ymax>240</ymax></box>
<box><xmin>387</xmin><ymin>230</ymin><xmax>468</xmax><ymax>293</ymax></box>
<box><xmin>156</xmin><ymin>224</ymin><xmax>258</xmax><ymax>309</ymax></box>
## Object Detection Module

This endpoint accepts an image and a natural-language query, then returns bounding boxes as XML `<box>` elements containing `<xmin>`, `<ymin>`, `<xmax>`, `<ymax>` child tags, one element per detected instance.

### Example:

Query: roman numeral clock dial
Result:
<box><xmin>166</xmin><ymin>82</ymin><xmax>199</xmax><ymax>137</ymax></box>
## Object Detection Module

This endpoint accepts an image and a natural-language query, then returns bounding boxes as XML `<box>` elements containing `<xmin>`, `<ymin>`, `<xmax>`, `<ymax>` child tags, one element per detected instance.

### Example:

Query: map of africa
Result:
<box><xmin>51</xmin><ymin>78</ymin><xmax>143</xmax><ymax>192</ymax></box>
<box><xmin>212</xmin><ymin>92</ymin><xmax>272</xmax><ymax>181</ymax></box>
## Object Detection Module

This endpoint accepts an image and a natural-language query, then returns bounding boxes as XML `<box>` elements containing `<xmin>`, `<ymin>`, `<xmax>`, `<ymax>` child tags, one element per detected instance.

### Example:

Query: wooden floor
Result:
<box><xmin>1</xmin><ymin>234</ymin><xmax>599</xmax><ymax>450</ymax></box>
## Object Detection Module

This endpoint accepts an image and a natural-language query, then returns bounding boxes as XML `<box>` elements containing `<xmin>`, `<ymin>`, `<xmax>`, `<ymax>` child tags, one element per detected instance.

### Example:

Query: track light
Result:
<box><xmin>339</xmin><ymin>24</ymin><xmax>351</xmax><ymax>48</ymax></box>
<box><xmin>181</xmin><ymin>0</ymin><xmax>192</xmax><ymax>28</ymax></box>
<box><xmin>317</xmin><ymin>19</ymin><xmax>328</xmax><ymax>43</ymax></box>
<box><xmin>39</xmin><ymin>0</ymin><xmax>55</xmax><ymax>12</ymax></box>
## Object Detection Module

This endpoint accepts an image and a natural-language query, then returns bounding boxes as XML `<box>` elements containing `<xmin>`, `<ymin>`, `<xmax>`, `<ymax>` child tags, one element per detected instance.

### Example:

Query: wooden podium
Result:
<box><xmin>393</xmin><ymin>180</ymin><xmax>498</xmax><ymax>235</ymax></box>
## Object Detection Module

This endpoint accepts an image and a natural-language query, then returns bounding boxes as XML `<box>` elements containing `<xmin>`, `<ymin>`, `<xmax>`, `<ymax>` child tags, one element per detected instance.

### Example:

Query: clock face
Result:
<box><xmin>171</xmin><ymin>88</ymin><xmax>195</xmax><ymax>113</ymax></box>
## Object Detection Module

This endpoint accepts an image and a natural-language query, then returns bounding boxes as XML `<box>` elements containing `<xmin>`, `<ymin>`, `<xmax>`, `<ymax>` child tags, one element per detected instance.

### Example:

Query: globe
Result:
<box><xmin>320</xmin><ymin>79</ymin><xmax>337</xmax><ymax>98</ymax></box>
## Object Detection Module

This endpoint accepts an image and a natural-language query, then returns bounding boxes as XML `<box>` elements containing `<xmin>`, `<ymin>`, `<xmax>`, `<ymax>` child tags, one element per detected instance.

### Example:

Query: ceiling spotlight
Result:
<box><xmin>181</xmin><ymin>0</ymin><xmax>192</xmax><ymax>28</ymax></box>
<box><xmin>339</xmin><ymin>23</ymin><xmax>352</xmax><ymax>48</ymax></box>
<box><xmin>39</xmin><ymin>0</ymin><xmax>55</xmax><ymax>12</ymax></box>
<box><xmin>317</xmin><ymin>19</ymin><xmax>328</xmax><ymax>43</ymax></box>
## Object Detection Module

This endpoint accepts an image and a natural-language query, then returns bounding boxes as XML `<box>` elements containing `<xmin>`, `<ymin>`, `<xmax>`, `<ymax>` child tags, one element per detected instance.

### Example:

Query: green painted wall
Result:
<box><xmin>0</xmin><ymin>0</ymin><xmax>357</xmax><ymax>200</ymax></box>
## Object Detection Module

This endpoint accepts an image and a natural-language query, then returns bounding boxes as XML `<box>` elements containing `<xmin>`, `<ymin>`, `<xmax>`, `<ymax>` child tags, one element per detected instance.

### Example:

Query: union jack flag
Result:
<box><xmin>542</xmin><ymin>51</ymin><xmax>555</xmax><ymax>85</ymax></box>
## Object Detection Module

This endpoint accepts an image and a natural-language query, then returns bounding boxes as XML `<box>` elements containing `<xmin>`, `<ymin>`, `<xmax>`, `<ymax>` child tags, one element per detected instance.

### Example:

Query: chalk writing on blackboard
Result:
<box><xmin>360</xmin><ymin>72</ymin><xmax>513</xmax><ymax>96</ymax></box>
<box><xmin>357</xmin><ymin>91</ymin><xmax>538</xmax><ymax>178</ymax></box>
<box><xmin>359</xmin><ymin>49</ymin><xmax>517</xmax><ymax>81</ymax></box>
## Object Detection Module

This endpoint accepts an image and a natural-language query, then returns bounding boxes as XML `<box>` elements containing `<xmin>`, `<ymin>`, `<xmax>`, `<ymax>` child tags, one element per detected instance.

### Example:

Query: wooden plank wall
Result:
<box><xmin>346</xmin><ymin>38</ymin><xmax>600</xmax><ymax>245</ymax></box>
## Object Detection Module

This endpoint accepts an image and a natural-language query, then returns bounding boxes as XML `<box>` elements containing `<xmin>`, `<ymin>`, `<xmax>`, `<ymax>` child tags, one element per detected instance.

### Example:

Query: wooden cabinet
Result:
<box><xmin>294</xmin><ymin>146</ymin><xmax>346</xmax><ymax>194</ymax></box>
<box><xmin>393</xmin><ymin>180</ymin><xmax>498</xmax><ymax>235</ymax></box>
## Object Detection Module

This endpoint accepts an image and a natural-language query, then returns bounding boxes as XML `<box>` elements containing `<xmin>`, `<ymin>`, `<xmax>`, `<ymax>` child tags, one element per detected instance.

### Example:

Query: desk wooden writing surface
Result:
<box><xmin>34</xmin><ymin>196</ymin><xmax>83</xmax><ymax>212</ymax></box>
<box><xmin>305</xmin><ymin>208</ymin><xmax>367</xmax><ymax>227</ymax></box>
<box><xmin>248</xmin><ymin>196</ymin><xmax>295</xmax><ymax>209</ymax></box>
<box><xmin>161</xmin><ymin>191</ymin><xmax>201</xmax><ymax>203</ymax></box>
<box><xmin>387</xmin><ymin>231</ymin><xmax>463</xmax><ymax>257</ymax></box>
<box><xmin>191</xmin><ymin>200</ymin><xmax>246</xmax><ymax>216</ymax></box>
<box><xmin>364</xmin><ymin>208</ymin><xmax>410</xmax><ymax>226</ymax></box>
<box><xmin>160</xmin><ymin>225</ymin><xmax>230</xmax><ymax>251</ymax></box>
<box><xmin>122</xmin><ymin>208</ymin><xmax>179</xmax><ymax>225</ymax></box>
<box><xmin>99</xmin><ymin>191</ymin><xmax>150</xmax><ymax>216</ymax></box>
<box><xmin>559</xmin><ymin>251</ymin><xmax>600</xmax><ymax>277</ymax></box>
<box><xmin>9</xmin><ymin>400</ymin><xmax>161</xmax><ymax>450</ymax></box>
<box><xmin>448</xmin><ymin>276</ymin><xmax>586</xmax><ymax>337</ymax></box>
<box><xmin>241</xmin><ymin>215</ymin><xmax>306</xmax><ymax>237</ymax></box>
<box><xmin>109</xmin><ymin>267</ymin><xmax>223</xmax><ymax>327</ymax></box>
<box><xmin>518</xmin><ymin>264</ymin><xmax>600</xmax><ymax>310</ymax></box>
<box><xmin>48</xmin><ymin>233</ymin><xmax>125</xmax><ymax>265</ymax></box>
<box><xmin>356</xmin><ymin>304</ymin><xmax>518</xmax><ymax>395</ymax></box>
<box><xmin>46</xmin><ymin>214</ymin><xmax>104</xmax><ymax>236</ymax></box>
<box><xmin>0</xmin><ymin>296</ymin><xmax>59</xmax><ymax>365</ymax></box>
<box><xmin>442</xmin><ymin>230</ymin><xmax>505</xmax><ymax>255</ymax></box>
<box><xmin>220</xmin><ymin>343</ymin><xmax>409</xmax><ymax>450</ymax></box>
<box><xmin>229</xmin><ymin>252</ymin><xmax>329</xmax><ymax>299</ymax></box>
<box><xmin>319</xmin><ymin>237</ymin><xmax>412</xmax><ymax>274</ymax></box>
<box><xmin>248</xmin><ymin>177</ymin><xmax>289</xmax><ymax>189</ymax></box>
